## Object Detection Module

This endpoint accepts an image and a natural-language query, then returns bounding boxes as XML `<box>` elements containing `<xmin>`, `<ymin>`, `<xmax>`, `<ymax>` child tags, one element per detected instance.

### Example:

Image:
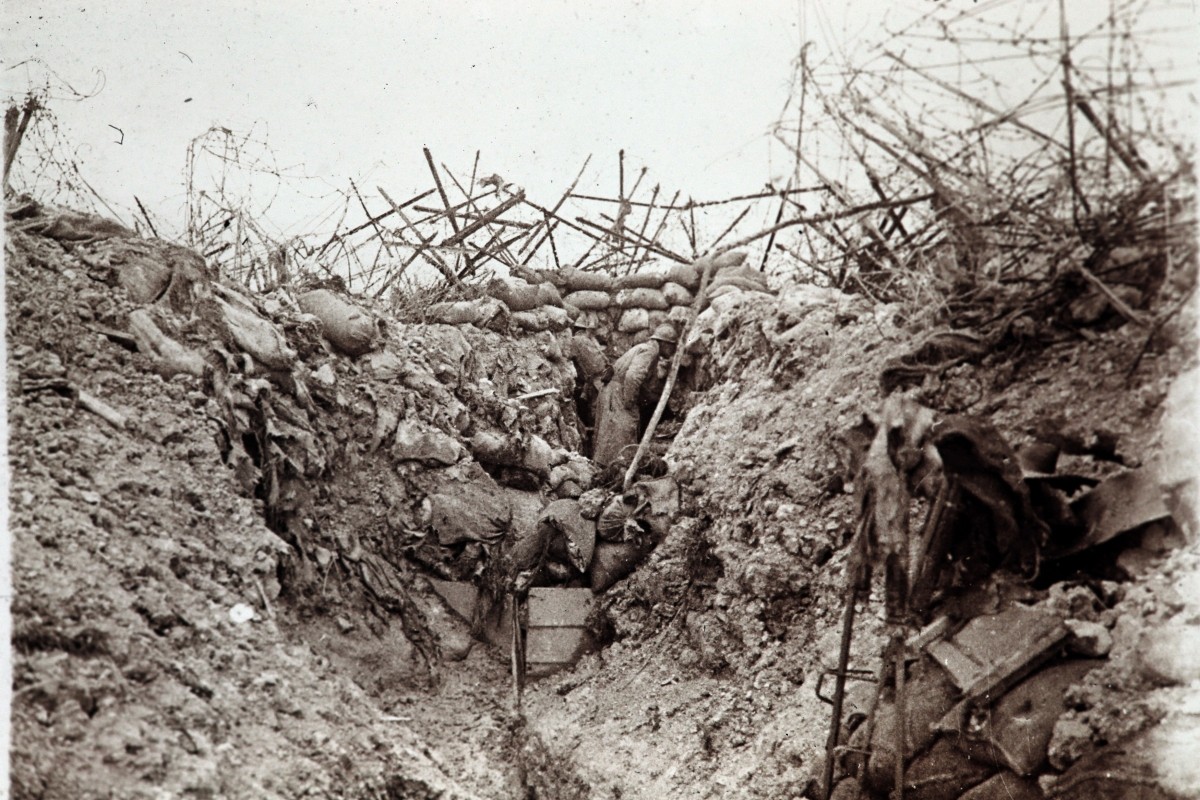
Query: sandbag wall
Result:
<box><xmin>426</xmin><ymin>251</ymin><xmax>774</xmax><ymax>357</ymax></box>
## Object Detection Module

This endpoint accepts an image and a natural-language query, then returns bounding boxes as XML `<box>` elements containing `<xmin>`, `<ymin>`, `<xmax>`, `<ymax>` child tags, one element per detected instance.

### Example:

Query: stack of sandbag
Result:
<box><xmin>421</xmin><ymin>251</ymin><xmax>769</xmax><ymax>346</ymax></box>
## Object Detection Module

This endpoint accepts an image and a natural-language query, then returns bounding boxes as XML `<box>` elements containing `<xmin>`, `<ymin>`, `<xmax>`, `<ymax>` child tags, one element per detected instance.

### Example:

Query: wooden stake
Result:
<box><xmin>378</xmin><ymin>186</ymin><xmax>461</xmax><ymax>287</ymax></box>
<box><xmin>519</xmin><ymin>154</ymin><xmax>592</xmax><ymax>259</ymax></box>
<box><xmin>134</xmin><ymin>196</ymin><xmax>160</xmax><ymax>239</ymax></box>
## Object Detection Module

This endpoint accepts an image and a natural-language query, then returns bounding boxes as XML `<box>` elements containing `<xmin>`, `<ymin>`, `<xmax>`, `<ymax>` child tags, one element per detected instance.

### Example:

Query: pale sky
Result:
<box><xmin>2</xmin><ymin>1</ymin><xmax>1195</xmax><ymax>257</ymax></box>
<box><xmin>3</xmin><ymin>2</ymin><xmax>828</xmax><ymax>236</ymax></box>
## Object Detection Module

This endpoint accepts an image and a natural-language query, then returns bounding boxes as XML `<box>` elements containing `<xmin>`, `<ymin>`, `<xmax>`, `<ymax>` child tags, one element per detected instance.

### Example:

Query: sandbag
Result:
<box><xmin>597</xmin><ymin>494</ymin><xmax>642</xmax><ymax>543</ymax></box>
<box><xmin>488</xmin><ymin>279</ymin><xmax>542</xmax><ymax>312</ymax></box>
<box><xmin>542</xmin><ymin>305</ymin><xmax>571</xmax><ymax>331</ymax></box>
<box><xmin>617</xmin><ymin>308</ymin><xmax>650</xmax><ymax>333</ymax></box>
<box><xmin>645</xmin><ymin>309</ymin><xmax>669</xmax><ymax>330</ymax></box>
<box><xmin>614</xmin><ymin>287</ymin><xmax>668</xmax><ymax>310</ymax></box>
<box><xmin>710</xmin><ymin>264</ymin><xmax>769</xmax><ymax>293</ymax></box>
<box><xmin>535</xmin><ymin>282</ymin><xmax>565</xmax><ymax>308</ymax></box>
<box><xmin>297</xmin><ymin>288</ymin><xmax>380</xmax><ymax>356</ymax></box>
<box><xmin>662</xmin><ymin>282</ymin><xmax>694</xmax><ymax>306</ymax></box>
<box><xmin>561</xmin><ymin>266</ymin><xmax>614</xmax><ymax>293</ymax></box>
<box><xmin>617</xmin><ymin>271</ymin><xmax>669</xmax><ymax>290</ymax></box>
<box><xmin>512</xmin><ymin>310</ymin><xmax>550</xmax><ymax>332</ymax></box>
<box><xmin>428</xmin><ymin>300</ymin><xmax>481</xmax><ymax>325</ymax></box>
<box><xmin>563</xmin><ymin>290</ymin><xmax>612</xmax><ymax>311</ymax></box>
<box><xmin>714</xmin><ymin>250</ymin><xmax>749</xmax><ymax>269</ymax></box>
<box><xmin>590</xmin><ymin>541</ymin><xmax>645</xmax><ymax>592</ymax></box>
<box><xmin>900</xmin><ymin>738</ymin><xmax>994</xmax><ymax>800</ymax></box>
<box><xmin>667</xmin><ymin>261</ymin><xmax>703</xmax><ymax>290</ymax></box>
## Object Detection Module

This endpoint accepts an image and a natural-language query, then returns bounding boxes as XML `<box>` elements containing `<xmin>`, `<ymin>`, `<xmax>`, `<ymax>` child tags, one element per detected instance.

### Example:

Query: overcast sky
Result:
<box><xmin>3</xmin><ymin>2</ymin><xmax>831</xmax><ymax>235</ymax></box>
<box><xmin>2</xmin><ymin>1</ymin><xmax>1195</xmax><ymax>249</ymax></box>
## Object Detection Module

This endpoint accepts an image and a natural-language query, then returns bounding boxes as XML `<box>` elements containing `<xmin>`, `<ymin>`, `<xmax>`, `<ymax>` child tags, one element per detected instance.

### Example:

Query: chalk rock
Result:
<box><xmin>1138</xmin><ymin>622</ymin><xmax>1200</xmax><ymax>685</ymax></box>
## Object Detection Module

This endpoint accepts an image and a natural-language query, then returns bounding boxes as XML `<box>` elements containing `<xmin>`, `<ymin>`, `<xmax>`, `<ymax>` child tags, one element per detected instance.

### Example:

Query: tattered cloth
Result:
<box><xmin>931</xmin><ymin>415</ymin><xmax>1049</xmax><ymax>582</ymax></box>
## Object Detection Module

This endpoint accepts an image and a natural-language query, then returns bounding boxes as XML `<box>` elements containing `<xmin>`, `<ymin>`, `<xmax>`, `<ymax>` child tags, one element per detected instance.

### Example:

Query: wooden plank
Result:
<box><xmin>526</xmin><ymin>626</ymin><xmax>589</xmax><ymax>664</ymax></box>
<box><xmin>528</xmin><ymin>587</ymin><xmax>594</xmax><ymax>628</ymax></box>
<box><xmin>926</xmin><ymin>639</ymin><xmax>982</xmax><ymax>691</ymax></box>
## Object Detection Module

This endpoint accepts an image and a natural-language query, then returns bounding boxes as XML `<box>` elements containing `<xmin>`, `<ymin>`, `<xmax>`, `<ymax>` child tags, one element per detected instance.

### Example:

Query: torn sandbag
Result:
<box><xmin>127</xmin><ymin>309</ymin><xmax>206</xmax><ymax>377</ymax></box>
<box><xmin>296</xmin><ymin>288</ymin><xmax>381</xmax><ymax>356</ymax></box>
<box><xmin>204</xmin><ymin>287</ymin><xmax>297</xmax><ymax>370</ymax></box>
<box><xmin>427</xmin><ymin>476</ymin><xmax>512</xmax><ymax>546</ymax></box>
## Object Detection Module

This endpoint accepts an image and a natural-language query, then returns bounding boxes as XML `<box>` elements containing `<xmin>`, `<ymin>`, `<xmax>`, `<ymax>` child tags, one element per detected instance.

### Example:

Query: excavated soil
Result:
<box><xmin>5</xmin><ymin>199</ymin><xmax>1199</xmax><ymax>799</ymax></box>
